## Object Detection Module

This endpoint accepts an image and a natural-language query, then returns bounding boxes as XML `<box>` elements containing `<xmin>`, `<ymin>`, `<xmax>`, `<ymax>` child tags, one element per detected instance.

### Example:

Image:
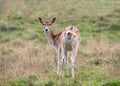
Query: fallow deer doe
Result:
<box><xmin>38</xmin><ymin>17</ymin><xmax>80</xmax><ymax>78</ymax></box>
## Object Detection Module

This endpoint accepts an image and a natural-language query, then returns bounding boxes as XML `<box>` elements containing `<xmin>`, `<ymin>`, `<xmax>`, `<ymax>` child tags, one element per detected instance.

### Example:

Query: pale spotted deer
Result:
<box><xmin>38</xmin><ymin>17</ymin><xmax>80</xmax><ymax>78</ymax></box>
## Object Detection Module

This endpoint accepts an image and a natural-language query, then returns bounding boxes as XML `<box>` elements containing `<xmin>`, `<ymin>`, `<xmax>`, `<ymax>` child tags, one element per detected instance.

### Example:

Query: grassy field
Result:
<box><xmin>0</xmin><ymin>0</ymin><xmax>120</xmax><ymax>86</ymax></box>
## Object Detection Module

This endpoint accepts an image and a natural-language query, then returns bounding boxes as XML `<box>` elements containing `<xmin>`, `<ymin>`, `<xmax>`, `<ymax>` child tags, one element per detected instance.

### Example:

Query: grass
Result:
<box><xmin>0</xmin><ymin>38</ymin><xmax>120</xmax><ymax>86</ymax></box>
<box><xmin>0</xmin><ymin>0</ymin><xmax>120</xmax><ymax>86</ymax></box>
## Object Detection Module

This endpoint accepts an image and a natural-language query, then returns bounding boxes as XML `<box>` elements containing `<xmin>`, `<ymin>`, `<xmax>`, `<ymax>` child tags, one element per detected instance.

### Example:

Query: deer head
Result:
<box><xmin>38</xmin><ymin>17</ymin><xmax>56</xmax><ymax>32</ymax></box>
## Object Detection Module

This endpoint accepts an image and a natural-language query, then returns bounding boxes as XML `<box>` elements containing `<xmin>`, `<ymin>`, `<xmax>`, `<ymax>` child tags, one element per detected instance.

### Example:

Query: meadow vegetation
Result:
<box><xmin>0</xmin><ymin>0</ymin><xmax>120</xmax><ymax>86</ymax></box>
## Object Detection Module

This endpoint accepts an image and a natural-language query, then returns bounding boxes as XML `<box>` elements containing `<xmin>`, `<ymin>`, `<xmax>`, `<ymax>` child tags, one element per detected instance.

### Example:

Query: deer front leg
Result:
<box><xmin>57</xmin><ymin>48</ymin><xmax>61</xmax><ymax>74</ymax></box>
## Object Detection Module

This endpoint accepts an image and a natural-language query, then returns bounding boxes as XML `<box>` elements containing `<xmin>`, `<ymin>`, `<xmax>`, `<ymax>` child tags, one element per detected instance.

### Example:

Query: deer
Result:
<box><xmin>38</xmin><ymin>17</ymin><xmax>80</xmax><ymax>78</ymax></box>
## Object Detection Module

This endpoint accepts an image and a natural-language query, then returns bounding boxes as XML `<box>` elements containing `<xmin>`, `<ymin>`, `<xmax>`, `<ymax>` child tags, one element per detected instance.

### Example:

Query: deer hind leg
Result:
<box><xmin>61</xmin><ymin>44</ymin><xmax>66</xmax><ymax>69</ymax></box>
<box><xmin>61</xmin><ymin>44</ymin><xmax>69</xmax><ymax>75</ymax></box>
<box><xmin>64</xmin><ymin>50</ymin><xmax>68</xmax><ymax>74</ymax></box>
<box><xmin>71</xmin><ymin>41</ymin><xmax>79</xmax><ymax>78</ymax></box>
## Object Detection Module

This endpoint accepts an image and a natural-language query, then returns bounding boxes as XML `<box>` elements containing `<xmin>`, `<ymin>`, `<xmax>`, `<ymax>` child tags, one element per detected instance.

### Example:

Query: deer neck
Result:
<box><xmin>45</xmin><ymin>30</ymin><xmax>56</xmax><ymax>47</ymax></box>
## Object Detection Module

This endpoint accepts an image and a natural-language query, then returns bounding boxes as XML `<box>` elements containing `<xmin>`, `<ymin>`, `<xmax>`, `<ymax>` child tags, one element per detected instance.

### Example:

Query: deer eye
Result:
<box><xmin>42</xmin><ymin>24</ymin><xmax>45</xmax><ymax>25</ymax></box>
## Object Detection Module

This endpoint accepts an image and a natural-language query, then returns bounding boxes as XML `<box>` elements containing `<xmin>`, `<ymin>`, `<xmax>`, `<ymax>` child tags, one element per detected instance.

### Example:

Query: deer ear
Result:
<box><xmin>38</xmin><ymin>17</ymin><xmax>43</xmax><ymax>24</ymax></box>
<box><xmin>51</xmin><ymin>17</ymin><xmax>56</xmax><ymax>24</ymax></box>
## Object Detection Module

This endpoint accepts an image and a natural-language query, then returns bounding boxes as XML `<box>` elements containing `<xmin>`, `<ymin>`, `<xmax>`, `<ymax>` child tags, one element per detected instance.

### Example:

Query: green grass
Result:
<box><xmin>0</xmin><ymin>0</ymin><xmax>120</xmax><ymax>86</ymax></box>
<box><xmin>1</xmin><ymin>69</ymin><xmax>119</xmax><ymax>86</ymax></box>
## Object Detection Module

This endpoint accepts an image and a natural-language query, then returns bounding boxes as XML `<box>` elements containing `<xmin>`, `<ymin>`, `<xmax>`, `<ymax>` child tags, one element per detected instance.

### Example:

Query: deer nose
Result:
<box><xmin>45</xmin><ymin>28</ymin><xmax>48</xmax><ymax>32</ymax></box>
